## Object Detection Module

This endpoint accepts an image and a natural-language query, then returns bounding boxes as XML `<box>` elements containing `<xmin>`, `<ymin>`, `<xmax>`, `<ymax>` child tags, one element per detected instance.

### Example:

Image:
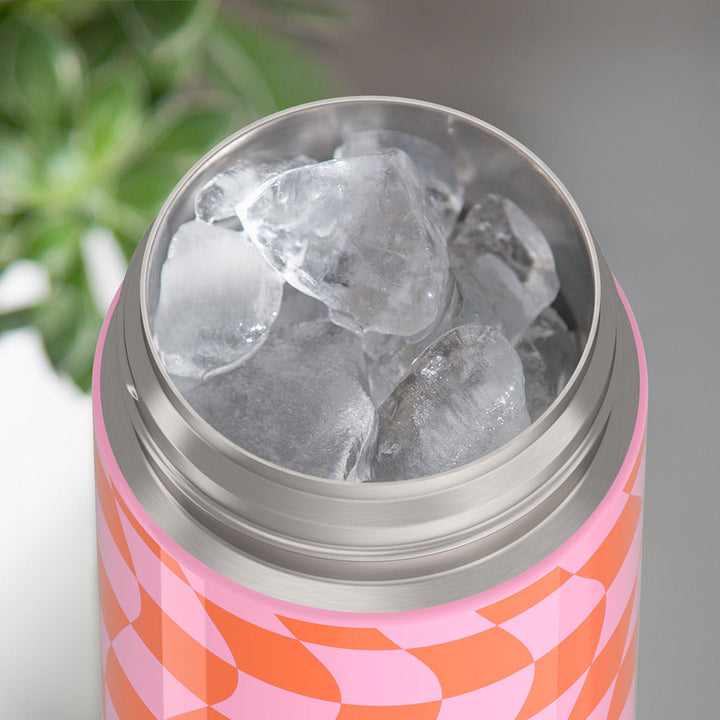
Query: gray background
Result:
<box><xmin>314</xmin><ymin>1</ymin><xmax>719</xmax><ymax>717</ymax></box>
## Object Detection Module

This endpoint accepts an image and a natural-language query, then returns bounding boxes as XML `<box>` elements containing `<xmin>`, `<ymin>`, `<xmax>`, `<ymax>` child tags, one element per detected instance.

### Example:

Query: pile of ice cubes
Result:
<box><xmin>152</xmin><ymin>129</ymin><xmax>581</xmax><ymax>481</ymax></box>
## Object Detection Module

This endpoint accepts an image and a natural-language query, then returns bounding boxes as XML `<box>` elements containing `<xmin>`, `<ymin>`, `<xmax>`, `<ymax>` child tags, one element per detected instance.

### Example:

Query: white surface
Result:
<box><xmin>0</xmin><ymin>234</ymin><xmax>125</xmax><ymax>718</ymax></box>
<box><xmin>0</xmin><ymin>261</ymin><xmax>50</xmax><ymax>312</ymax></box>
<box><xmin>0</xmin><ymin>329</ymin><xmax>100</xmax><ymax>719</ymax></box>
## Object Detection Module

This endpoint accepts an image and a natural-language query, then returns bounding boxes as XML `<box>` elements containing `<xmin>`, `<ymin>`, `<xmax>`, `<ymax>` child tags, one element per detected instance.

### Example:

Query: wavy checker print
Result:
<box><xmin>96</xmin><ymin>436</ymin><xmax>644</xmax><ymax>720</ymax></box>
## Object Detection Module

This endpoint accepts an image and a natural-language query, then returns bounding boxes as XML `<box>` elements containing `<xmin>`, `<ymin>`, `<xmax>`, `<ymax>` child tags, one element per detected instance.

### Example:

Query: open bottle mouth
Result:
<box><xmin>99</xmin><ymin>97</ymin><xmax>637</xmax><ymax>609</ymax></box>
<box><xmin>142</xmin><ymin>96</ymin><xmax>598</xmax><ymax>481</ymax></box>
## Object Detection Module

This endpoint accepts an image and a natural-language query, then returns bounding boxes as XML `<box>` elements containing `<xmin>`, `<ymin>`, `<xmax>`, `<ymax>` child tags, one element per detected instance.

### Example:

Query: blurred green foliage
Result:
<box><xmin>0</xmin><ymin>0</ymin><xmax>342</xmax><ymax>391</ymax></box>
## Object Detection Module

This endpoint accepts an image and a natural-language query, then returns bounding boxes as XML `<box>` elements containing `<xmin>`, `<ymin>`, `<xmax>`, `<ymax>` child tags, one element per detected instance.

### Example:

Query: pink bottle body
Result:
<box><xmin>95</xmin><ymin>284</ymin><xmax>647</xmax><ymax>720</ymax></box>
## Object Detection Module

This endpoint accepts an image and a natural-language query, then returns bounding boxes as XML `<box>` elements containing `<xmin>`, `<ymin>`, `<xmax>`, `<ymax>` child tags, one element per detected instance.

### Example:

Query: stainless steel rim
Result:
<box><xmin>99</xmin><ymin>96</ymin><xmax>640</xmax><ymax>611</ymax></box>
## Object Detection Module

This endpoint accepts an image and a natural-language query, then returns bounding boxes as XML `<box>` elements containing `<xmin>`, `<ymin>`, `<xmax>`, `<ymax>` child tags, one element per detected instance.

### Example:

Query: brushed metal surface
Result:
<box><xmin>99</xmin><ymin>97</ymin><xmax>640</xmax><ymax>611</ymax></box>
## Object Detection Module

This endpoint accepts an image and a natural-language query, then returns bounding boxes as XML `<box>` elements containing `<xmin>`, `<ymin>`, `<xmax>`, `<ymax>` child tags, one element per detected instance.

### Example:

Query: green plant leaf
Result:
<box><xmin>33</xmin><ymin>281</ymin><xmax>102</xmax><ymax>393</ymax></box>
<box><xmin>114</xmin><ymin>0</ymin><xmax>205</xmax><ymax>45</ymax></box>
<box><xmin>0</xmin><ymin>220</ymin><xmax>25</xmax><ymax>274</ymax></box>
<box><xmin>43</xmin><ymin>1</ymin><xmax>107</xmax><ymax>26</ymax></box>
<box><xmin>0</xmin><ymin>11</ymin><xmax>84</xmax><ymax>127</ymax></box>
<box><xmin>0</xmin><ymin>128</ymin><xmax>38</xmax><ymax>209</ymax></box>
<box><xmin>149</xmin><ymin>98</ymin><xmax>240</xmax><ymax>157</ymax></box>
<box><xmin>20</xmin><ymin>213</ymin><xmax>87</xmax><ymax>280</ymax></box>
<box><xmin>78</xmin><ymin>64</ymin><xmax>146</xmax><ymax>173</ymax></box>
<box><xmin>71</xmin><ymin>13</ymin><xmax>129</xmax><ymax>70</ymax></box>
<box><xmin>80</xmin><ymin>191</ymin><xmax>150</xmax><ymax>253</ymax></box>
<box><xmin>111</xmin><ymin>0</ymin><xmax>219</xmax><ymax>94</ymax></box>
<box><xmin>116</xmin><ymin>158</ymin><xmax>184</xmax><ymax>221</ymax></box>
<box><xmin>0</xmin><ymin>305</ymin><xmax>42</xmax><ymax>334</ymax></box>
<box><xmin>208</xmin><ymin>17</ymin><xmax>338</xmax><ymax>111</ymax></box>
<box><xmin>204</xmin><ymin>28</ymin><xmax>277</xmax><ymax>116</ymax></box>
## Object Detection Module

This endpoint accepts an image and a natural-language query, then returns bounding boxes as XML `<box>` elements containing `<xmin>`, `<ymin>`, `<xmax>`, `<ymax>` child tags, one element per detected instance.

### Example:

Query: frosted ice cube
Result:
<box><xmin>183</xmin><ymin>320</ymin><xmax>376</xmax><ymax>480</ymax></box>
<box><xmin>368</xmin><ymin>324</ymin><xmax>530</xmax><ymax>481</ymax></box>
<box><xmin>517</xmin><ymin>308</ymin><xmax>581</xmax><ymax>420</ymax></box>
<box><xmin>237</xmin><ymin>151</ymin><xmax>449</xmax><ymax>337</ymax></box>
<box><xmin>195</xmin><ymin>152</ymin><xmax>316</xmax><ymax>223</ymax></box>
<box><xmin>335</xmin><ymin>129</ymin><xmax>464</xmax><ymax>236</ymax></box>
<box><xmin>449</xmin><ymin>195</ymin><xmax>560</xmax><ymax>341</ymax></box>
<box><xmin>153</xmin><ymin>220</ymin><xmax>284</xmax><ymax>379</ymax></box>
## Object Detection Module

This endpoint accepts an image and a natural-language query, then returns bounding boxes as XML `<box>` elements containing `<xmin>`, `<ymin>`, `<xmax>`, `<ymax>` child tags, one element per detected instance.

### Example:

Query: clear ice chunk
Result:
<box><xmin>449</xmin><ymin>195</ymin><xmax>560</xmax><ymax>342</ymax></box>
<box><xmin>195</xmin><ymin>152</ymin><xmax>316</xmax><ymax>223</ymax></box>
<box><xmin>525</xmin><ymin>308</ymin><xmax>581</xmax><ymax>383</ymax></box>
<box><xmin>363</xmin><ymin>280</ymin><xmax>465</xmax><ymax>405</ymax></box>
<box><xmin>183</xmin><ymin>320</ymin><xmax>376</xmax><ymax>480</ymax></box>
<box><xmin>515</xmin><ymin>339</ymin><xmax>555</xmax><ymax>421</ymax></box>
<box><xmin>452</xmin><ymin>253</ymin><xmax>532</xmax><ymax>341</ymax></box>
<box><xmin>335</xmin><ymin>129</ymin><xmax>464</xmax><ymax>236</ymax></box>
<box><xmin>153</xmin><ymin>220</ymin><xmax>284</xmax><ymax>379</ymax></box>
<box><xmin>517</xmin><ymin>308</ymin><xmax>581</xmax><ymax>419</ymax></box>
<box><xmin>273</xmin><ymin>283</ymin><xmax>328</xmax><ymax>330</ymax></box>
<box><xmin>237</xmin><ymin>151</ymin><xmax>449</xmax><ymax>337</ymax></box>
<box><xmin>368</xmin><ymin>324</ymin><xmax>531</xmax><ymax>481</ymax></box>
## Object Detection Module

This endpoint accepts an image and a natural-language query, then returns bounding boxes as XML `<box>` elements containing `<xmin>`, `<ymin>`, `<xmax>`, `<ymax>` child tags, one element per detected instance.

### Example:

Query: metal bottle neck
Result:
<box><xmin>99</xmin><ymin>97</ymin><xmax>639</xmax><ymax>610</ymax></box>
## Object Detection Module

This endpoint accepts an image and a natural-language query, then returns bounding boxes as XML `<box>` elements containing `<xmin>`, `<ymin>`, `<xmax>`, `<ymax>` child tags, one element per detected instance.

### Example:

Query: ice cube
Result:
<box><xmin>237</xmin><ymin>151</ymin><xmax>449</xmax><ymax>337</ymax></box>
<box><xmin>183</xmin><ymin>320</ymin><xmax>376</xmax><ymax>480</ymax></box>
<box><xmin>153</xmin><ymin>220</ymin><xmax>284</xmax><ymax>379</ymax></box>
<box><xmin>335</xmin><ymin>129</ymin><xmax>464</xmax><ymax>236</ymax></box>
<box><xmin>449</xmin><ymin>195</ymin><xmax>560</xmax><ymax>341</ymax></box>
<box><xmin>363</xmin><ymin>279</ymin><xmax>464</xmax><ymax>404</ymax></box>
<box><xmin>515</xmin><ymin>339</ymin><xmax>556</xmax><ymax>421</ymax></box>
<box><xmin>195</xmin><ymin>152</ymin><xmax>315</xmax><ymax>224</ymax></box>
<box><xmin>517</xmin><ymin>308</ymin><xmax>581</xmax><ymax>420</ymax></box>
<box><xmin>367</xmin><ymin>324</ymin><xmax>530</xmax><ymax>481</ymax></box>
<box><xmin>273</xmin><ymin>283</ymin><xmax>328</xmax><ymax>330</ymax></box>
<box><xmin>452</xmin><ymin>253</ymin><xmax>531</xmax><ymax>341</ymax></box>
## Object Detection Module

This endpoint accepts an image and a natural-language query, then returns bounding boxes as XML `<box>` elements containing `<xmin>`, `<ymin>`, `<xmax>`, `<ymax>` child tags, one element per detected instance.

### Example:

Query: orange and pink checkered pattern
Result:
<box><xmin>95</xmin><ymin>278</ymin><xmax>647</xmax><ymax>719</ymax></box>
<box><xmin>95</xmin><ymin>435</ymin><xmax>644</xmax><ymax>720</ymax></box>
